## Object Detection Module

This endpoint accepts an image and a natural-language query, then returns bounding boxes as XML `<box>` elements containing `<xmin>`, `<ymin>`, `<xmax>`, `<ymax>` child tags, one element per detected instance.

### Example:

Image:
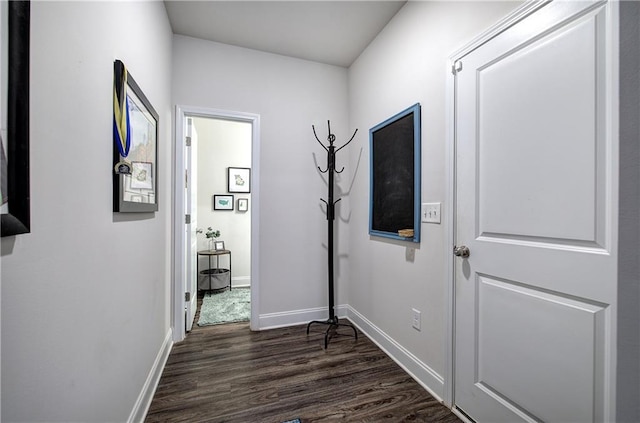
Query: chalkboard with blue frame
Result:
<box><xmin>369</xmin><ymin>103</ymin><xmax>421</xmax><ymax>243</ymax></box>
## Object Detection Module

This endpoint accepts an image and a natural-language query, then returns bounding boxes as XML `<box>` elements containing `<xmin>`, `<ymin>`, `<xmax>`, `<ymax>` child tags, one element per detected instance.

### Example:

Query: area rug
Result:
<box><xmin>197</xmin><ymin>288</ymin><xmax>250</xmax><ymax>326</ymax></box>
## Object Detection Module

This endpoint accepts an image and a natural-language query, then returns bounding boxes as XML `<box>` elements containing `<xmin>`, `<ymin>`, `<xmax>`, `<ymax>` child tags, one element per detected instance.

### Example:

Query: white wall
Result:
<box><xmin>194</xmin><ymin>117</ymin><xmax>252</xmax><ymax>286</ymax></box>
<box><xmin>347</xmin><ymin>0</ymin><xmax>520</xmax><ymax>398</ymax></box>
<box><xmin>0</xmin><ymin>2</ymin><xmax>173</xmax><ymax>422</ymax></box>
<box><xmin>173</xmin><ymin>36</ymin><xmax>350</xmax><ymax>316</ymax></box>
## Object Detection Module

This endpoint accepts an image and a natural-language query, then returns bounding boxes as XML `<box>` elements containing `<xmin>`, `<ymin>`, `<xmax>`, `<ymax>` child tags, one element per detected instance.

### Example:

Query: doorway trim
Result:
<box><xmin>173</xmin><ymin>105</ymin><xmax>260</xmax><ymax>342</ymax></box>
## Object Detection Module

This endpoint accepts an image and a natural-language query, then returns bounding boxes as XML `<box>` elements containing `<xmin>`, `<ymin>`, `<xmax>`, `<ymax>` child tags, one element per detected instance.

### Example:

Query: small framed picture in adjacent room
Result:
<box><xmin>213</xmin><ymin>194</ymin><xmax>234</xmax><ymax>210</ymax></box>
<box><xmin>228</xmin><ymin>167</ymin><xmax>251</xmax><ymax>193</ymax></box>
<box><xmin>214</xmin><ymin>241</ymin><xmax>225</xmax><ymax>251</ymax></box>
<box><xmin>237</xmin><ymin>198</ymin><xmax>248</xmax><ymax>212</ymax></box>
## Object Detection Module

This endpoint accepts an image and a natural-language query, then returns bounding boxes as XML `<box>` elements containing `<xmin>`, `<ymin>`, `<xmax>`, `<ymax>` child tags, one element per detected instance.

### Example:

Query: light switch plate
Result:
<box><xmin>412</xmin><ymin>308</ymin><xmax>421</xmax><ymax>331</ymax></box>
<box><xmin>421</xmin><ymin>202</ymin><xmax>441</xmax><ymax>223</ymax></box>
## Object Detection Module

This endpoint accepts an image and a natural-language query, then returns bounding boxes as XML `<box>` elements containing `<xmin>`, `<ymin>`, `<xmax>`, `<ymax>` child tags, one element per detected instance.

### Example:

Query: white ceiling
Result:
<box><xmin>163</xmin><ymin>1</ymin><xmax>407</xmax><ymax>68</ymax></box>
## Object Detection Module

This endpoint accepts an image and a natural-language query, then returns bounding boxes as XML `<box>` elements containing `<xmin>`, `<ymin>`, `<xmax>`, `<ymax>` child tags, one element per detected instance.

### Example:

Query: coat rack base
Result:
<box><xmin>306</xmin><ymin>317</ymin><xmax>358</xmax><ymax>349</ymax></box>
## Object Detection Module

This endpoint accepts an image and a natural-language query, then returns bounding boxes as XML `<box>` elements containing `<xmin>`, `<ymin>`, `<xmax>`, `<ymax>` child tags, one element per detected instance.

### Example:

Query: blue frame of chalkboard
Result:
<box><xmin>369</xmin><ymin>103</ymin><xmax>421</xmax><ymax>243</ymax></box>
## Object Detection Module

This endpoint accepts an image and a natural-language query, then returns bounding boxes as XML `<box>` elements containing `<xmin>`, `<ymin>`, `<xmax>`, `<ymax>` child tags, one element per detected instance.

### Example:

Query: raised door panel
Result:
<box><xmin>477</xmin><ymin>14</ymin><xmax>605</xmax><ymax>248</ymax></box>
<box><xmin>477</xmin><ymin>276</ymin><xmax>606</xmax><ymax>422</ymax></box>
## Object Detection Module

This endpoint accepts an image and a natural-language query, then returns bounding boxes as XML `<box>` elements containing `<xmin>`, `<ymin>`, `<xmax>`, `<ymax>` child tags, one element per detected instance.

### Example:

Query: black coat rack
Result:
<box><xmin>306</xmin><ymin>121</ymin><xmax>358</xmax><ymax>348</ymax></box>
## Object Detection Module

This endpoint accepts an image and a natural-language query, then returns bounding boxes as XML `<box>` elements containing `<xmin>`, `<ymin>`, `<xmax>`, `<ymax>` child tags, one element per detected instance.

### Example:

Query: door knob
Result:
<box><xmin>453</xmin><ymin>245</ymin><xmax>470</xmax><ymax>258</ymax></box>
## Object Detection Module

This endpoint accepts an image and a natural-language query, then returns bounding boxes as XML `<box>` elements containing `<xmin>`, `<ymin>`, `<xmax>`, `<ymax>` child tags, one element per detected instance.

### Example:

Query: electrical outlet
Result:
<box><xmin>421</xmin><ymin>202</ymin><xmax>441</xmax><ymax>224</ymax></box>
<box><xmin>412</xmin><ymin>308</ymin><xmax>421</xmax><ymax>331</ymax></box>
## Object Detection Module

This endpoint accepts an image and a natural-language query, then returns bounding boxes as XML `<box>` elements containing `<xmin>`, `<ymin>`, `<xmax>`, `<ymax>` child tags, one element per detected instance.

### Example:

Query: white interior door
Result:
<box><xmin>185</xmin><ymin>117</ymin><xmax>198</xmax><ymax>332</ymax></box>
<box><xmin>453</xmin><ymin>2</ymin><xmax>618</xmax><ymax>422</ymax></box>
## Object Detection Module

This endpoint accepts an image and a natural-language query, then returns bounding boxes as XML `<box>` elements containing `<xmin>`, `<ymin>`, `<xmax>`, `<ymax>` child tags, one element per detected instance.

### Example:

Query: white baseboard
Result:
<box><xmin>128</xmin><ymin>328</ymin><xmax>173</xmax><ymax>423</ymax></box>
<box><xmin>232</xmin><ymin>276</ymin><xmax>250</xmax><ymax>289</ymax></box>
<box><xmin>259</xmin><ymin>306</ymin><xmax>344</xmax><ymax>330</ymax></box>
<box><xmin>345</xmin><ymin>305</ymin><xmax>446</xmax><ymax>402</ymax></box>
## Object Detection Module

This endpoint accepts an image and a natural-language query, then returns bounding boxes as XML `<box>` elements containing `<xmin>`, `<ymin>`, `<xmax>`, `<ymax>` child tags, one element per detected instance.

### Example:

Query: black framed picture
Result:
<box><xmin>1</xmin><ymin>1</ymin><xmax>30</xmax><ymax>237</ymax></box>
<box><xmin>113</xmin><ymin>60</ymin><xmax>159</xmax><ymax>213</ymax></box>
<box><xmin>213</xmin><ymin>194</ymin><xmax>234</xmax><ymax>211</ymax></box>
<box><xmin>227</xmin><ymin>167</ymin><xmax>250</xmax><ymax>193</ymax></box>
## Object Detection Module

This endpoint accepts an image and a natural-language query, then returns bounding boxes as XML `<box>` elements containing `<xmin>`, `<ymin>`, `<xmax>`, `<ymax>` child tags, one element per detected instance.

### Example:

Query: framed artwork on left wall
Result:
<box><xmin>113</xmin><ymin>59</ymin><xmax>159</xmax><ymax>212</ymax></box>
<box><xmin>1</xmin><ymin>1</ymin><xmax>31</xmax><ymax>236</ymax></box>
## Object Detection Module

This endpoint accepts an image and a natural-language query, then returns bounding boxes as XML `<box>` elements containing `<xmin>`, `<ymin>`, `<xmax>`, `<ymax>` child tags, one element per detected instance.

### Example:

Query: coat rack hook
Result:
<box><xmin>336</xmin><ymin>128</ymin><xmax>358</xmax><ymax>153</ymax></box>
<box><xmin>312</xmin><ymin>125</ymin><xmax>329</xmax><ymax>152</ymax></box>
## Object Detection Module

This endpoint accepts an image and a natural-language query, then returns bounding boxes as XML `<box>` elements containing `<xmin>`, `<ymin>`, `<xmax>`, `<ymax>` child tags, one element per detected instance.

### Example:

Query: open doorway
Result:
<box><xmin>173</xmin><ymin>106</ymin><xmax>260</xmax><ymax>343</ymax></box>
<box><xmin>192</xmin><ymin>116</ymin><xmax>251</xmax><ymax>327</ymax></box>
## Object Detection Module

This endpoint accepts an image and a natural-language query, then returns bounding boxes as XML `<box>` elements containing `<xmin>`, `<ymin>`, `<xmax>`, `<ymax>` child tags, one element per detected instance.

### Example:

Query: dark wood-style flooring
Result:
<box><xmin>145</xmin><ymin>299</ymin><xmax>461</xmax><ymax>423</ymax></box>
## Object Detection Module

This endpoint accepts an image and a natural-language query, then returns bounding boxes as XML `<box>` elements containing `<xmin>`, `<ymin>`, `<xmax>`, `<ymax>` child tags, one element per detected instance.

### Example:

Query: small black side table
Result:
<box><xmin>197</xmin><ymin>249</ymin><xmax>232</xmax><ymax>291</ymax></box>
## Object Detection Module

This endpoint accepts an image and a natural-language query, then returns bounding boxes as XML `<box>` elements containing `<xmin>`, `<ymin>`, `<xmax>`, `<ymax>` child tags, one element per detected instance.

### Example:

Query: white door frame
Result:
<box><xmin>173</xmin><ymin>105</ymin><xmax>261</xmax><ymax>342</ymax></box>
<box><xmin>443</xmin><ymin>0</ymin><xmax>610</xmax><ymax>412</ymax></box>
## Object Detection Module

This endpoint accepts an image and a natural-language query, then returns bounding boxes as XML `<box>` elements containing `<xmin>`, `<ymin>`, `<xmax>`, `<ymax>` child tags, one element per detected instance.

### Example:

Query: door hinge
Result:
<box><xmin>185</xmin><ymin>292</ymin><xmax>191</xmax><ymax>302</ymax></box>
<box><xmin>185</xmin><ymin>169</ymin><xmax>188</xmax><ymax>189</ymax></box>
<box><xmin>185</xmin><ymin>214</ymin><xmax>191</xmax><ymax>224</ymax></box>
<box><xmin>452</xmin><ymin>60</ymin><xmax>463</xmax><ymax>75</ymax></box>
<box><xmin>185</xmin><ymin>136</ymin><xmax>192</xmax><ymax>147</ymax></box>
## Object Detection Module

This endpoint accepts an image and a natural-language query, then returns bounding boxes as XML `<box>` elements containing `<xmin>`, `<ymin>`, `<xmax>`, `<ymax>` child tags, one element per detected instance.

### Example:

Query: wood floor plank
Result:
<box><xmin>146</xmin><ymin>319</ymin><xmax>460</xmax><ymax>423</ymax></box>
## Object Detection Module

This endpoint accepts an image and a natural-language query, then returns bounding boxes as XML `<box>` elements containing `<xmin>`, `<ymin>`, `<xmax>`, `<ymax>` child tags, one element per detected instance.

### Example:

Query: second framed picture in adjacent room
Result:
<box><xmin>228</xmin><ymin>167</ymin><xmax>251</xmax><ymax>193</ymax></box>
<box><xmin>213</xmin><ymin>194</ymin><xmax>234</xmax><ymax>210</ymax></box>
<box><xmin>237</xmin><ymin>198</ymin><xmax>248</xmax><ymax>212</ymax></box>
